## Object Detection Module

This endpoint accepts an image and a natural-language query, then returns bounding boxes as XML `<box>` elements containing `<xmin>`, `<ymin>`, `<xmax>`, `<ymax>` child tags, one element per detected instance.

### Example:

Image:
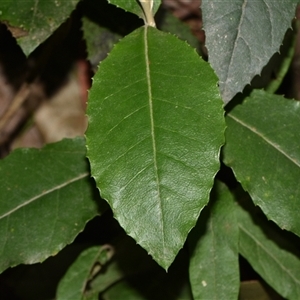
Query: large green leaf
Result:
<box><xmin>109</xmin><ymin>0</ymin><xmax>161</xmax><ymax>22</ymax></box>
<box><xmin>202</xmin><ymin>0</ymin><xmax>297</xmax><ymax>103</ymax></box>
<box><xmin>224</xmin><ymin>90</ymin><xmax>300</xmax><ymax>236</ymax></box>
<box><xmin>0</xmin><ymin>138</ymin><xmax>102</xmax><ymax>273</ymax></box>
<box><xmin>86</xmin><ymin>25</ymin><xmax>225</xmax><ymax>269</ymax></box>
<box><xmin>188</xmin><ymin>181</ymin><xmax>239</xmax><ymax>299</ymax></box>
<box><xmin>236</xmin><ymin>195</ymin><xmax>300</xmax><ymax>299</ymax></box>
<box><xmin>0</xmin><ymin>0</ymin><xmax>78</xmax><ymax>55</ymax></box>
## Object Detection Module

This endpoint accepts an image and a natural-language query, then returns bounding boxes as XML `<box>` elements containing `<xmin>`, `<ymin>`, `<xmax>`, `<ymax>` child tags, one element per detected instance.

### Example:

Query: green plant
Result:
<box><xmin>0</xmin><ymin>0</ymin><xmax>300</xmax><ymax>299</ymax></box>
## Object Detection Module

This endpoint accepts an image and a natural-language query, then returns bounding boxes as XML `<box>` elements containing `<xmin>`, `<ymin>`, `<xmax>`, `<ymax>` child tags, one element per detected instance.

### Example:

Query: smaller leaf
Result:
<box><xmin>188</xmin><ymin>181</ymin><xmax>239</xmax><ymax>300</ymax></box>
<box><xmin>0</xmin><ymin>0</ymin><xmax>79</xmax><ymax>55</ymax></box>
<box><xmin>236</xmin><ymin>194</ymin><xmax>300</xmax><ymax>299</ymax></box>
<box><xmin>0</xmin><ymin>138</ymin><xmax>103</xmax><ymax>273</ymax></box>
<box><xmin>73</xmin><ymin>232</ymin><xmax>192</xmax><ymax>299</ymax></box>
<box><xmin>56</xmin><ymin>245</ymin><xmax>114</xmax><ymax>300</ymax></box>
<box><xmin>224</xmin><ymin>90</ymin><xmax>300</xmax><ymax>237</ymax></box>
<box><xmin>202</xmin><ymin>0</ymin><xmax>298</xmax><ymax>102</ymax></box>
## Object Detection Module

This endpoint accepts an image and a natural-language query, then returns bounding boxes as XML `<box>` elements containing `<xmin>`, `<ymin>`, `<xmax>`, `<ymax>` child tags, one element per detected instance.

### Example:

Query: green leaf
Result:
<box><xmin>236</xmin><ymin>195</ymin><xmax>300</xmax><ymax>299</ymax></box>
<box><xmin>202</xmin><ymin>0</ymin><xmax>298</xmax><ymax>103</ymax></box>
<box><xmin>0</xmin><ymin>138</ymin><xmax>102</xmax><ymax>273</ymax></box>
<box><xmin>188</xmin><ymin>181</ymin><xmax>239</xmax><ymax>300</ymax></box>
<box><xmin>56</xmin><ymin>245</ymin><xmax>114</xmax><ymax>300</ymax></box>
<box><xmin>223</xmin><ymin>90</ymin><xmax>300</xmax><ymax>236</ymax></box>
<box><xmin>109</xmin><ymin>0</ymin><xmax>161</xmax><ymax>21</ymax></box>
<box><xmin>86</xmin><ymin>26</ymin><xmax>225</xmax><ymax>269</ymax></box>
<box><xmin>0</xmin><ymin>0</ymin><xmax>79</xmax><ymax>55</ymax></box>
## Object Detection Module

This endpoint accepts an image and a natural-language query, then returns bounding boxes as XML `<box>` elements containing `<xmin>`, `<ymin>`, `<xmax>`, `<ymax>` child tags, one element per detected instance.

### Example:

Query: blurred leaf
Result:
<box><xmin>82</xmin><ymin>17</ymin><xmax>121</xmax><ymax>71</ymax></box>
<box><xmin>86</xmin><ymin>25</ymin><xmax>225</xmax><ymax>269</ymax></box>
<box><xmin>224</xmin><ymin>90</ymin><xmax>300</xmax><ymax>236</ymax></box>
<box><xmin>56</xmin><ymin>245</ymin><xmax>114</xmax><ymax>300</ymax></box>
<box><xmin>202</xmin><ymin>0</ymin><xmax>298</xmax><ymax>103</ymax></box>
<box><xmin>54</xmin><ymin>232</ymin><xmax>192</xmax><ymax>299</ymax></box>
<box><xmin>109</xmin><ymin>0</ymin><xmax>161</xmax><ymax>21</ymax></box>
<box><xmin>0</xmin><ymin>0</ymin><xmax>79</xmax><ymax>55</ymax></box>
<box><xmin>188</xmin><ymin>181</ymin><xmax>239</xmax><ymax>299</ymax></box>
<box><xmin>236</xmin><ymin>196</ymin><xmax>300</xmax><ymax>299</ymax></box>
<box><xmin>0</xmin><ymin>137</ymin><xmax>103</xmax><ymax>273</ymax></box>
<box><xmin>158</xmin><ymin>10</ymin><xmax>200</xmax><ymax>52</ymax></box>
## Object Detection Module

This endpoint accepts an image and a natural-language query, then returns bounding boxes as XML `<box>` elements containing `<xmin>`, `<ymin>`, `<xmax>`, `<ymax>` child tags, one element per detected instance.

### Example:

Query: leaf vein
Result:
<box><xmin>240</xmin><ymin>225</ymin><xmax>300</xmax><ymax>285</ymax></box>
<box><xmin>158</xmin><ymin>152</ymin><xmax>199</xmax><ymax>175</ymax></box>
<box><xmin>98</xmin><ymin>104</ymin><xmax>148</xmax><ymax>146</ymax></box>
<box><xmin>228</xmin><ymin>113</ymin><xmax>300</xmax><ymax>168</ymax></box>
<box><xmin>155</xmin><ymin>97</ymin><xmax>204</xmax><ymax>115</ymax></box>
<box><xmin>0</xmin><ymin>172</ymin><xmax>89</xmax><ymax>220</ymax></box>
<box><xmin>156</xmin><ymin>125</ymin><xmax>201</xmax><ymax>142</ymax></box>
<box><xmin>99</xmin><ymin>136</ymin><xmax>150</xmax><ymax>175</ymax></box>
<box><xmin>144</xmin><ymin>26</ymin><xmax>166</xmax><ymax>252</ymax></box>
<box><xmin>119</xmin><ymin>163</ymin><xmax>153</xmax><ymax>193</ymax></box>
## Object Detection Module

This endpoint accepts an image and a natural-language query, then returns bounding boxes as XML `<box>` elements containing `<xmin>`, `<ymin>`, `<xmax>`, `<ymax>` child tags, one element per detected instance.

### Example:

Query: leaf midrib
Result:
<box><xmin>144</xmin><ymin>26</ymin><xmax>166</xmax><ymax>253</ymax></box>
<box><xmin>239</xmin><ymin>224</ymin><xmax>300</xmax><ymax>287</ymax></box>
<box><xmin>228</xmin><ymin>113</ymin><xmax>300</xmax><ymax>168</ymax></box>
<box><xmin>0</xmin><ymin>172</ymin><xmax>89</xmax><ymax>220</ymax></box>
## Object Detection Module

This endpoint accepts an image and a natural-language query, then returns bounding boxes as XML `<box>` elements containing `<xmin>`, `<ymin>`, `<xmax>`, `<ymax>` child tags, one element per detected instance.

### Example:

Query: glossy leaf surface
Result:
<box><xmin>224</xmin><ymin>90</ymin><xmax>300</xmax><ymax>236</ymax></box>
<box><xmin>86</xmin><ymin>26</ymin><xmax>225</xmax><ymax>269</ymax></box>
<box><xmin>0</xmin><ymin>138</ymin><xmax>101</xmax><ymax>273</ymax></box>
<box><xmin>0</xmin><ymin>0</ymin><xmax>78</xmax><ymax>55</ymax></box>
<box><xmin>189</xmin><ymin>181</ymin><xmax>239</xmax><ymax>299</ymax></box>
<box><xmin>236</xmin><ymin>197</ymin><xmax>300</xmax><ymax>299</ymax></box>
<box><xmin>202</xmin><ymin>0</ymin><xmax>297</xmax><ymax>103</ymax></box>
